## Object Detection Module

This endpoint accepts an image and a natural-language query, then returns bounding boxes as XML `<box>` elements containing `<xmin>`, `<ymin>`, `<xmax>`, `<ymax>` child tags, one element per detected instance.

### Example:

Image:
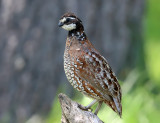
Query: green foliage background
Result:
<box><xmin>46</xmin><ymin>0</ymin><xmax>160</xmax><ymax>122</ymax></box>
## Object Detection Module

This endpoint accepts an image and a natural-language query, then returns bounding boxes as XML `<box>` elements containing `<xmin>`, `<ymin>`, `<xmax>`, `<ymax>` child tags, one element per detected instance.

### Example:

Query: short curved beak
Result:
<box><xmin>58</xmin><ymin>22</ymin><xmax>63</xmax><ymax>27</ymax></box>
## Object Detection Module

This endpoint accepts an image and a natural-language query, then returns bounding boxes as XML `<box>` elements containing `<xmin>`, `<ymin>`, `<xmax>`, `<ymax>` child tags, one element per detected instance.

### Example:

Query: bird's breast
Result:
<box><xmin>64</xmin><ymin>40</ymin><xmax>83</xmax><ymax>89</ymax></box>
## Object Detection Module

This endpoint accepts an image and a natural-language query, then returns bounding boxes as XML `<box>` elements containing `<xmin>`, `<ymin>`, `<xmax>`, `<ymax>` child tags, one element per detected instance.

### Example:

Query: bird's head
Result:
<box><xmin>58</xmin><ymin>13</ymin><xmax>84</xmax><ymax>31</ymax></box>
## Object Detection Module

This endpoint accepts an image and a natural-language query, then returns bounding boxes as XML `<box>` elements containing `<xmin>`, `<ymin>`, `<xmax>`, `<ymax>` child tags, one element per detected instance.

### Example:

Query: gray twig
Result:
<box><xmin>58</xmin><ymin>93</ymin><xmax>103</xmax><ymax>123</ymax></box>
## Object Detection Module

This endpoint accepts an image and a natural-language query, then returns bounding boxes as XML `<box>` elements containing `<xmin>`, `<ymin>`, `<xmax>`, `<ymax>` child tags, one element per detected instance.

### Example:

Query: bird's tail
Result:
<box><xmin>104</xmin><ymin>97</ymin><xmax>122</xmax><ymax>117</ymax></box>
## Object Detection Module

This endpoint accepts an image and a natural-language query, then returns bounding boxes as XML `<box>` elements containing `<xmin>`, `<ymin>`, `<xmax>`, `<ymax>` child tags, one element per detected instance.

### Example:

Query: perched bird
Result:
<box><xmin>58</xmin><ymin>12</ymin><xmax>122</xmax><ymax>117</ymax></box>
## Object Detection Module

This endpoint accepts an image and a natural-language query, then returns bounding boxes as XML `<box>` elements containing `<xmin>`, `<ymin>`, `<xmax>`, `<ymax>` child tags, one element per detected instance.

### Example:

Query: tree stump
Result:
<box><xmin>58</xmin><ymin>93</ymin><xmax>103</xmax><ymax>123</ymax></box>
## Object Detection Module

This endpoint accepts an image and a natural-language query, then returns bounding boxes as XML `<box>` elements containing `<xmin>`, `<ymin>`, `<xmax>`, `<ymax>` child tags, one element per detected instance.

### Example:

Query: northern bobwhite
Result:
<box><xmin>58</xmin><ymin>12</ymin><xmax>122</xmax><ymax>117</ymax></box>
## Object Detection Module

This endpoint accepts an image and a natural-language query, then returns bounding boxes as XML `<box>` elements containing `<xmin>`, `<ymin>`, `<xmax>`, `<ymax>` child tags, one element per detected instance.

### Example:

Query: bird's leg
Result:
<box><xmin>94</xmin><ymin>101</ymin><xmax>103</xmax><ymax>115</ymax></box>
<box><xmin>78</xmin><ymin>99</ymin><xmax>97</xmax><ymax>111</ymax></box>
<box><xmin>85</xmin><ymin>99</ymin><xmax>98</xmax><ymax>109</ymax></box>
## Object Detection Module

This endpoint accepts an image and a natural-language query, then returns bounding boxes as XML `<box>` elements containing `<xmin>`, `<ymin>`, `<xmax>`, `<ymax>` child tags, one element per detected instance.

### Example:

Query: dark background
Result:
<box><xmin>0</xmin><ymin>0</ymin><xmax>159</xmax><ymax>123</ymax></box>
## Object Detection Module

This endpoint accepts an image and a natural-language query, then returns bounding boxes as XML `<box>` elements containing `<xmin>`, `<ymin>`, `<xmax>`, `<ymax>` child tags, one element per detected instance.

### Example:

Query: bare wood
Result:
<box><xmin>58</xmin><ymin>93</ymin><xmax>103</xmax><ymax>123</ymax></box>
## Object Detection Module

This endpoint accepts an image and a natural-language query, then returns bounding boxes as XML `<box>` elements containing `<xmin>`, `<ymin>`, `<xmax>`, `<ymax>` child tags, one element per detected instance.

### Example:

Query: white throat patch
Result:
<box><xmin>62</xmin><ymin>23</ymin><xmax>76</xmax><ymax>31</ymax></box>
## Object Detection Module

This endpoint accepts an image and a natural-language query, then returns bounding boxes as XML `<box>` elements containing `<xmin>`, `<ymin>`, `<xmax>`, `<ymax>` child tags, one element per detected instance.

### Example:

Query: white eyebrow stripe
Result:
<box><xmin>67</xmin><ymin>17</ymin><xmax>76</xmax><ymax>20</ymax></box>
<box><xmin>60</xmin><ymin>17</ymin><xmax>66</xmax><ymax>23</ymax></box>
<box><xmin>60</xmin><ymin>17</ymin><xmax>76</xmax><ymax>23</ymax></box>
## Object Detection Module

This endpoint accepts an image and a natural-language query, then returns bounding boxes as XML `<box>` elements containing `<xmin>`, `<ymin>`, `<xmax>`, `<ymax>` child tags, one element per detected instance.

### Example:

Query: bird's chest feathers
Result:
<box><xmin>66</xmin><ymin>37</ymin><xmax>84</xmax><ymax>55</ymax></box>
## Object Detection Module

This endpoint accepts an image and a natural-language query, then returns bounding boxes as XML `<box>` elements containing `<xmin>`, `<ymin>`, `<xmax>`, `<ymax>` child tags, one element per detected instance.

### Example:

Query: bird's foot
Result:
<box><xmin>78</xmin><ymin>104</ymin><xmax>93</xmax><ymax>112</ymax></box>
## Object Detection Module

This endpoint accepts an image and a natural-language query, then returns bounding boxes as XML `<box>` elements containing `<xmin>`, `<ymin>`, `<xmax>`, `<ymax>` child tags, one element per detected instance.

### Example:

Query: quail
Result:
<box><xmin>58</xmin><ymin>12</ymin><xmax>122</xmax><ymax>117</ymax></box>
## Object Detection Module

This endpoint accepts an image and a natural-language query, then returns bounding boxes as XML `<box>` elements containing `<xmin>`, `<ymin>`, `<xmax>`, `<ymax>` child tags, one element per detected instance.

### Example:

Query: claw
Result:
<box><xmin>78</xmin><ymin>99</ymin><xmax>102</xmax><ymax>114</ymax></box>
<box><xmin>78</xmin><ymin>104</ymin><xmax>92</xmax><ymax>111</ymax></box>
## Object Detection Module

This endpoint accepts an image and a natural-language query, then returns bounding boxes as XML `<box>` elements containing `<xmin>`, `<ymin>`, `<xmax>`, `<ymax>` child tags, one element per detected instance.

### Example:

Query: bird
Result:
<box><xmin>58</xmin><ymin>12</ymin><xmax>122</xmax><ymax>117</ymax></box>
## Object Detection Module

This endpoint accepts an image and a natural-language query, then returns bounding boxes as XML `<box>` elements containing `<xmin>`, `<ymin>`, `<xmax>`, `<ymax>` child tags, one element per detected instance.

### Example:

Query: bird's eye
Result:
<box><xmin>66</xmin><ymin>18</ymin><xmax>70</xmax><ymax>23</ymax></box>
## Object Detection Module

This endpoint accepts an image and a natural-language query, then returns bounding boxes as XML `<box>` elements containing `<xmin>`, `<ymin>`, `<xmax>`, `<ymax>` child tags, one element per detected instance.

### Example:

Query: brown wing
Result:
<box><xmin>74</xmin><ymin>49</ymin><xmax>122</xmax><ymax>116</ymax></box>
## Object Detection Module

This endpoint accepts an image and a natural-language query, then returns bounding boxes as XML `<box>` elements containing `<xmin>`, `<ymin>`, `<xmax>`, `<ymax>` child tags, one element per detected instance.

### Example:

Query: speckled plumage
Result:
<box><xmin>59</xmin><ymin>12</ymin><xmax>122</xmax><ymax>117</ymax></box>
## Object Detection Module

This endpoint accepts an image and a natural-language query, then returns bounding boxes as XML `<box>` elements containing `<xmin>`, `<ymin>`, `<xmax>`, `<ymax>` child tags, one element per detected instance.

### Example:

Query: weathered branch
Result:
<box><xmin>58</xmin><ymin>93</ymin><xmax>103</xmax><ymax>123</ymax></box>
